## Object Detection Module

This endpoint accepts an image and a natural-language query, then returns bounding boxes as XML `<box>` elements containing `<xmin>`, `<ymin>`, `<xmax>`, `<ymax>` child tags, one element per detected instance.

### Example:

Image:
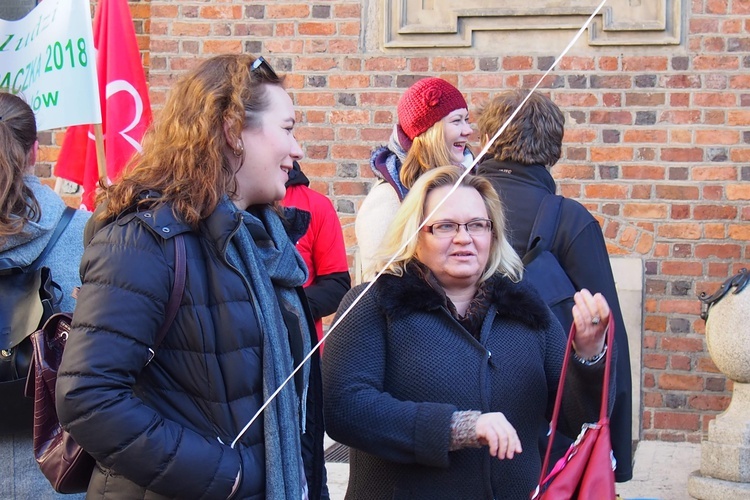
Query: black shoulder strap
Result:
<box><xmin>146</xmin><ymin>233</ymin><xmax>187</xmax><ymax>364</ymax></box>
<box><xmin>522</xmin><ymin>194</ymin><xmax>563</xmax><ymax>266</ymax></box>
<box><xmin>29</xmin><ymin>206</ymin><xmax>77</xmax><ymax>271</ymax></box>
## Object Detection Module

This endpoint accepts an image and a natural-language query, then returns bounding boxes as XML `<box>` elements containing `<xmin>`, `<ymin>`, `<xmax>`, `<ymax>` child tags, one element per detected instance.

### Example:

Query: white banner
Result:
<box><xmin>0</xmin><ymin>0</ymin><xmax>101</xmax><ymax>131</ymax></box>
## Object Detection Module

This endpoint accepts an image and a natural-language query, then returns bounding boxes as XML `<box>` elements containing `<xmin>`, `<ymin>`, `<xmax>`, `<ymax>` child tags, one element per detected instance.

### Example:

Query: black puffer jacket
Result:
<box><xmin>56</xmin><ymin>201</ymin><xmax>327</xmax><ymax>499</ymax></box>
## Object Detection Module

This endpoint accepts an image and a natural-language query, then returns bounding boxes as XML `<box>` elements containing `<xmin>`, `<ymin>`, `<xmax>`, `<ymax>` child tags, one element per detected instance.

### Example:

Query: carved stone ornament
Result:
<box><xmin>383</xmin><ymin>0</ymin><xmax>682</xmax><ymax>49</ymax></box>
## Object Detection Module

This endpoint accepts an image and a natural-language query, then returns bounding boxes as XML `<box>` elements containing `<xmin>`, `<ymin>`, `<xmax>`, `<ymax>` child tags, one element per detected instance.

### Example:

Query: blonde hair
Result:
<box><xmin>371</xmin><ymin>165</ymin><xmax>523</xmax><ymax>283</ymax></box>
<box><xmin>398</xmin><ymin>120</ymin><xmax>455</xmax><ymax>189</ymax></box>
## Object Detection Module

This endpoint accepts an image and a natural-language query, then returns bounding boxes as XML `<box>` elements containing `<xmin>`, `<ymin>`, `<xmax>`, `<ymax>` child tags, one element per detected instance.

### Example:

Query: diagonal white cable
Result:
<box><xmin>231</xmin><ymin>0</ymin><xmax>609</xmax><ymax>449</ymax></box>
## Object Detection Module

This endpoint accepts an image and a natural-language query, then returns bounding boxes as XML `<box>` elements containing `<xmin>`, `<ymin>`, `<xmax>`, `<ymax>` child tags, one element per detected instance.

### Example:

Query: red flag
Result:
<box><xmin>55</xmin><ymin>0</ymin><xmax>152</xmax><ymax>210</ymax></box>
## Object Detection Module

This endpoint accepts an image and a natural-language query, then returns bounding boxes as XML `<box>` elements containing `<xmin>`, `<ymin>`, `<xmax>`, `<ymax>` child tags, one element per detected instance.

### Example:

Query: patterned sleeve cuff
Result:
<box><xmin>449</xmin><ymin>410</ymin><xmax>482</xmax><ymax>451</ymax></box>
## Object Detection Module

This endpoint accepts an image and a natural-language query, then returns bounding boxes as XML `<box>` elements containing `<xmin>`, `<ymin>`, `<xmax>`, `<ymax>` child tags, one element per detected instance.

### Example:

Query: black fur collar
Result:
<box><xmin>375</xmin><ymin>267</ymin><xmax>553</xmax><ymax>331</ymax></box>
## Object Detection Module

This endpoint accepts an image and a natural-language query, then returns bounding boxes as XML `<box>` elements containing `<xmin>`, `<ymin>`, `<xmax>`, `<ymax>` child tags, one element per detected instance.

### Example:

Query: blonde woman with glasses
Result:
<box><xmin>324</xmin><ymin>166</ymin><xmax>614</xmax><ymax>499</ymax></box>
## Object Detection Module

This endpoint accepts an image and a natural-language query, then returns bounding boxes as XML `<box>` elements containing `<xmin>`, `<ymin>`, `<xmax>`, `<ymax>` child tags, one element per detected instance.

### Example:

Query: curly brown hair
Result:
<box><xmin>477</xmin><ymin>90</ymin><xmax>564</xmax><ymax>168</ymax></box>
<box><xmin>101</xmin><ymin>54</ymin><xmax>282</xmax><ymax>227</ymax></box>
<box><xmin>0</xmin><ymin>92</ymin><xmax>39</xmax><ymax>240</ymax></box>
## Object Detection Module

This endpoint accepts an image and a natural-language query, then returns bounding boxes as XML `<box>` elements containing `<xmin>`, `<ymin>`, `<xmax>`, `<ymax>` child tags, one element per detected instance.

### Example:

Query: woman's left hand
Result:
<box><xmin>571</xmin><ymin>288</ymin><xmax>610</xmax><ymax>359</ymax></box>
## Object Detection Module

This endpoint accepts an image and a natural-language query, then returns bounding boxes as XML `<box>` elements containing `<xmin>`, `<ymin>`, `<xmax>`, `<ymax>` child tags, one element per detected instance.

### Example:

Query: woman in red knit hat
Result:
<box><xmin>356</xmin><ymin>77</ymin><xmax>473</xmax><ymax>281</ymax></box>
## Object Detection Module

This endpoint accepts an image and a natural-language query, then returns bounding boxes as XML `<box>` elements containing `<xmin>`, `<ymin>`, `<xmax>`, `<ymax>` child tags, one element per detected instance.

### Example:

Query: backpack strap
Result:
<box><xmin>146</xmin><ymin>233</ymin><xmax>186</xmax><ymax>364</ymax></box>
<box><xmin>522</xmin><ymin>194</ymin><xmax>564</xmax><ymax>266</ymax></box>
<box><xmin>13</xmin><ymin>207</ymin><xmax>76</xmax><ymax>272</ymax></box>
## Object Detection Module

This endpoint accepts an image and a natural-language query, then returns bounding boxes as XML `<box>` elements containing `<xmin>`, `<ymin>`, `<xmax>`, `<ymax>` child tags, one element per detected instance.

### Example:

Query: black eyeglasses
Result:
<box><xmin>423</xmin><ymin>219</ymin><xmax>493</xmax><ymax>238</ymax></box>
<box><xmin>250</xmin><ymin>56</ymin><xmax>278</xmax><ymax>80</ymax></box>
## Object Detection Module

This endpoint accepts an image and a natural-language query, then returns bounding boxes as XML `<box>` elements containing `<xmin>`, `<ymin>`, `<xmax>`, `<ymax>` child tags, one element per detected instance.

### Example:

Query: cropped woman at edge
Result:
<box><xmin>0</xmin><ymin>91</ymin><xmax>89</xmax><ymax>499</ymax></box>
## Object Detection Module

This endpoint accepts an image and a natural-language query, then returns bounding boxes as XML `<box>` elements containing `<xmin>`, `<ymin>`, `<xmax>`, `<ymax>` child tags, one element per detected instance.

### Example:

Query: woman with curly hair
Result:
<box><xmin>56</xmin><ymin>54</ymin><xmax>328</xmax><ymax>499</ymax></box>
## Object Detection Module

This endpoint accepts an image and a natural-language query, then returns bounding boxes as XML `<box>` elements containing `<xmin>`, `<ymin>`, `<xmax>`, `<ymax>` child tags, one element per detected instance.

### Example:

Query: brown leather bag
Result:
<box><xmin>25</xmin><ymin>234</ymin><xmax>186</xmax><ymax>493</ymax></box>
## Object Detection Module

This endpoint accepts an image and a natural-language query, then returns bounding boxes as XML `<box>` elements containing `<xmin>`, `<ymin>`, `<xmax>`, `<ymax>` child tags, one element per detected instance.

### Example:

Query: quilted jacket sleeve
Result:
<box><xmin>55</xmin><ymin>220</ymin><xmax>240</xmax><ymax>499</ymax></box>
<box><xmin>322</xmin><ymin>284</ymin><xmax>457</xmax><ymax>468</ymax></box>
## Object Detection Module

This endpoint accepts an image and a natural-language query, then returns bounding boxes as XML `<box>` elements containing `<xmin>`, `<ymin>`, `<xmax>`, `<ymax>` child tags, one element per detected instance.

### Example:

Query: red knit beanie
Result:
<box><xmin>397</xmin><ymin>77</ymin><xmax>468</xmax><ymax>141</ymax></box>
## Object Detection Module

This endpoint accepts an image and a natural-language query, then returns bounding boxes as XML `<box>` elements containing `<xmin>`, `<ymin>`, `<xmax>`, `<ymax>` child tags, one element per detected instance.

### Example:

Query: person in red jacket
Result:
<box><xmin>282</xmin><ymin>161</ymin><xmax>351</xmax><ymax>348</ymax></box>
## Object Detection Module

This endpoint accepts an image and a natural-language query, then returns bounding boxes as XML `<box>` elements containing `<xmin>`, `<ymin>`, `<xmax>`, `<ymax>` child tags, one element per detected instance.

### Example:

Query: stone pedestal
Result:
<box><xmin>688</xmin><ymin>270</ymin><xmax>750</xmax><ymax>499</ymax></box>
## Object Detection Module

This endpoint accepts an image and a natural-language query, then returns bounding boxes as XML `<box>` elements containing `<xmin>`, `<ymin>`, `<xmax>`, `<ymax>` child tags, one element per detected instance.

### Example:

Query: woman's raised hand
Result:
<box><xmin>571</xmin><ymin>288</ymin><xmax>610</xmax><ymax>359</ymax></box>
<box><xmin>475</xmin><ymin>412</ymin><xmax>522</xmax><ymax>459</ymax></box>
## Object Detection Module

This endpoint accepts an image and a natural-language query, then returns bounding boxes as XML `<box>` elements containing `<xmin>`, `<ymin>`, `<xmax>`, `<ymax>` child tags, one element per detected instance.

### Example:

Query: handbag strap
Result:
<box><xmin>146</xmin><ymin>234</ymin><xmax>186</xmax><ymax>364</ymax></box>
<box><xmin>538</xmin><ymin>314</ymin><xmax>615</xmax><ymax>486</ymax></box>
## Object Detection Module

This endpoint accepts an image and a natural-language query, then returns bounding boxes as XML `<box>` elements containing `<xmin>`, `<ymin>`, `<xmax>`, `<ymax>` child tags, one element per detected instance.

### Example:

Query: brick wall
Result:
<box><xmin>36</xmin><ymin>0</ymin><xmax>750</xmax><ymax>443</ymax></box>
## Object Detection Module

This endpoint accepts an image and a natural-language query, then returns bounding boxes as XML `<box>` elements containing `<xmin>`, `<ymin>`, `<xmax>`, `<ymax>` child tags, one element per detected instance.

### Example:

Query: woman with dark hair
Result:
<box><xmin>324</xmin><ymin>166</ymin><xmax>614</xmax><ymax>499</ymax></box>
<box><xmin>0</xmin><ymin>91</ymin><xmax>89</xmax><ymax>498</ymax></box>
<box><xmin>56</xmin><ymin>54</ymin><xmax>328</xmax><ymax>499</ymax></box>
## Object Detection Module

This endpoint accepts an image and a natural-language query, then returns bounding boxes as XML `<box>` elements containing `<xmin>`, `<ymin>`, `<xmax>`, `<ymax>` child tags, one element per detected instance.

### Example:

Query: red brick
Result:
<box><xmin>199</xmin><ymin>6</ymin><xmax>242</xmax><ymax>19</ymax></box>
<box><xmin>172</xmin><ymin>22</ymin><xmax>211</xmax><ymax>37</ymax></box>
<box><xmin>558</xmin><ymin>56</ymin><xmax>595</xmax><ymax>71</ymax></box>
<box><xmin>328</xmin><ymin>75</ymin><xmax>370</xmax><ymax>89</ymax></box>
<box><xmin>590</xmin><ymin>147</ymin><xmax>633</xmax><ymax>162</ymax></box>
<box><xmin>659</xmin><ymin>110</ymin><xmax>702</xmax><ymax>124</ymax></box>
<box><xmin>266</xmin><ymin>5</ymin><xmax>310</xmax><ymax>18</ymax></box>
<box><xmin>502</xmin><ymin>56</ymin><xmax>533</xmax><ymax>71</ymax></box>
<box><xmin>338</xmin><ymin>21</ymin><xmax>360</xmax><ymax>36</ymax></box>
<box><xmin>203</xmin><ymin>39</ymin><xmax>242</xmax><ymax>53</ymax></box>
<box><xmin>728</xmin><ymin>110</ymin><xmax>750</xmax><ymax>126</ymax></box>
<box><xmin>299</xmin><ymin>22</ymin><xmax>337</xmax><ymax>36</ymax></box>
<box><xmin>623</xmin><ymin>203</ymin><xmax>669</xmax><ymax>219</ymax></box>
<box><xmin>665</xmin><ymin>75</ymin><xmax>701</xmax><ymax>89</ymax></box>
<box><xmin>671</xmin><ymin>355</ymin><xmax>692</xmax><ymax>371</ymax></box>
<box><xmin>644</xmin><ymin>392</ymin><xmax>664</xmax><ymax>407</ymax></box>
<box><xmin>727</xmin><ymin>184</ymin><xmax>750</xmax><ymax>200</ymax></box>
<box><xmin>555</xmin><ymin>93</ymin><xmax>598</xmax><ymax>107</ymax></box>
<box><xmin>655</xmin><ymin>185</ymin><xmax>700</xmax><ymax>200</ymax></box>
<box><xmin>433</xmin><ymin>57</ymin><xmax>476</xmax><ymax>72</ymax></box>
<box><xmin>590</xmin><ymin>111</ymin><xmax>632</xmax><ymax>125</ymax></box>
<box><xmin>598</xmin><ymin>57</ymin><xmax>619</xmax><ymax>71</ymax></box>
<box><xmin>694</xmin><ymin>205</ymin><xmax>738</xmax><ymax>220</ymax></box>
<box><xmin>696</xmin><ymin>243</ymin><xmax>742</xmax><ymax>259</ymax></box>
<box><xmin>658</xmin><ymin>375</ymin><xmax>704</xmax><ymax>392</ymax></box>
<box><xmin>694</xmin><ymin>92</ymin><xmax>738</xmax><ymax>107</ymax></box>
<box><xmin>693</xmin><ymin>56</ymin><xmax>740</xmax><ymax>71</ymax></box>
<box><xmin>695</xmin><ymin>130</ymin><xmax>740</xmax><ymax>145</ymax></box>
<box><xmin>729</xmin><ymin>75</ymin><xmax>750</xmax><ymax>89</ymax></box>
<box><xmin>729</xmin><ymin>224</ymin><xmax>750</xmax><ymax>240</ymax></box>
<box><xmin>584</xmin><ymin>184</ymin><xmax>629</xmax><ymax>199</ymax></box>
<box><xmin>689</xmin><ymin>395</ymin><xmax>731</xmax><ymax>411</ymax></box>
<box><xmin>706</xmin><ymin>0</ymin><xmax>728</xmax><ymax>14</ymax></box>
<box><xmin>661</xmin><ymin>261</ymin><xmax>704</xmax><ymax>277</ymax></box>
<box><xmin>364</xmin><ymin>58</ymin><xmax>407</xmax><ymax>72</ymax></box>
<box><xmin>644</xmin><ymin>353</ymin><xmax>668</xmax><ymax>369</ymax></box>
<box><xmin>623</xmin><ymin>57</ymin><xmax>668</xmax><ymax>71</ymax></box>
<box><xmin>623</xmin><ymin>130</ymin><xmax>668</xmax><ymax>143</ymax></box>
<box><xmin>334</xmin><ymin>4</ymin><xmax>361</xmax><ymax>17</ymax></box>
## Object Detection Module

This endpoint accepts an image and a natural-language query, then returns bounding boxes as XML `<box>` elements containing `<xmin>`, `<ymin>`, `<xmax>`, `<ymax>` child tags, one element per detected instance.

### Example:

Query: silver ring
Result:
<box><xmin>591</xmin><ymin>316</ymin><xmax>601</xmax><ymax>326</ymax></box>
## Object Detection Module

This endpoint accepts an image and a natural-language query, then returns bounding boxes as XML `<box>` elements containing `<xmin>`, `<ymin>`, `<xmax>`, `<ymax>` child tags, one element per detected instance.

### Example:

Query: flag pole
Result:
<box><xmin>93</xmin><ymin>123</ymin><xmax>107</xmax><ymax>183</ymax></box>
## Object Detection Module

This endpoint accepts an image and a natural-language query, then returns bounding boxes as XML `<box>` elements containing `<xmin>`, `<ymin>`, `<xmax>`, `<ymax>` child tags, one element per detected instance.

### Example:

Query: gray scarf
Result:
<box><xmin>223</xmin><ymin>198</ymin><xmax>310</xmax><ymax>499</ymax></box>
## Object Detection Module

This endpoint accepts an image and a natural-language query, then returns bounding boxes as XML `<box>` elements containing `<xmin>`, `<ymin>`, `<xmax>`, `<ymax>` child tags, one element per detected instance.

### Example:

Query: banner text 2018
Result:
<box><xmin>0</xmin><ymin>37</ymin><xmax>88</xmax><ymax>95</ymax></box>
